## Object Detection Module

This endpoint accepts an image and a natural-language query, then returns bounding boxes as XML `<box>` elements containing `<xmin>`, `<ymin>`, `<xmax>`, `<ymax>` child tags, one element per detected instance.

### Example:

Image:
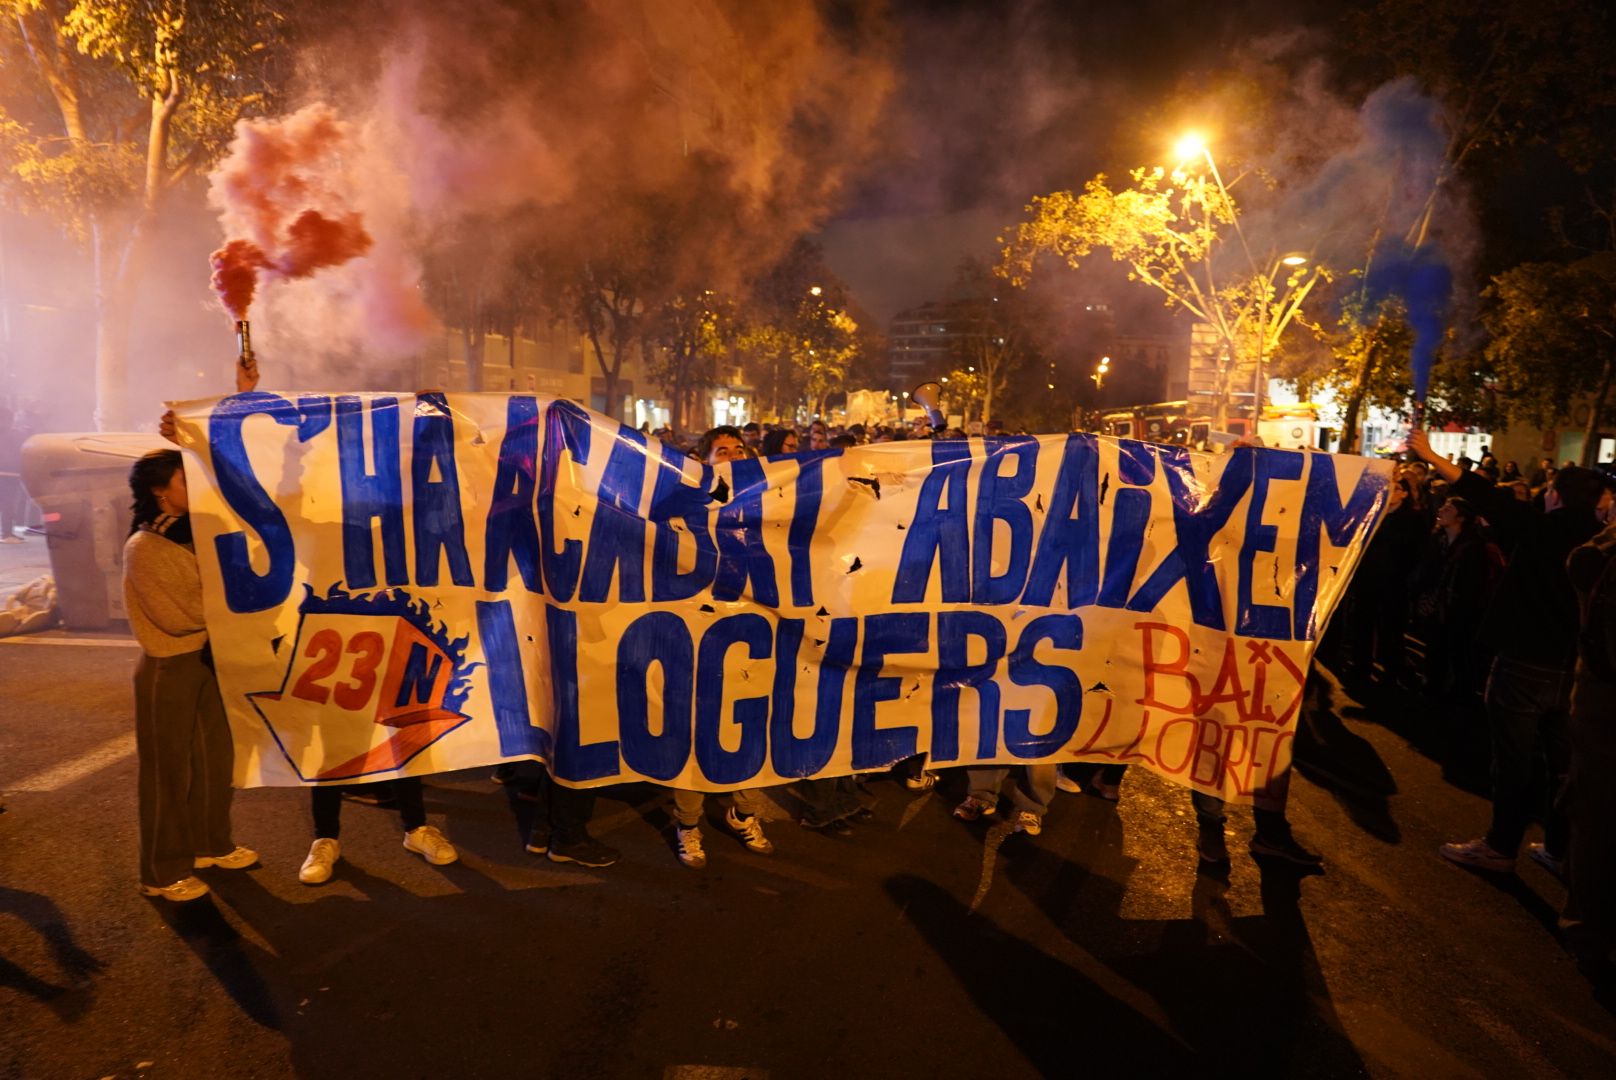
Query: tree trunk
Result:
<box><xmin>92</xmin><ymin>221</ymin><xmax>132</xmax><ymax>432</ymax></box>
<box><xmin>90</xmin><ymin>66</ymin><xmax>181</xmax><ymax>432</ymax></box>
<box><xmin>669</xmin><ymin>359</ymin><xmax>688</xmax><ymax>434</ymax></box>
<box><xmin>586</xmin><ymin>324</ymin><xmax>624</xmax><ymax>423</ymax></box>
<box><xmin>1581</xmin><ymin>350</ymin><xmax>1613</xmax><ymax>466</ymax></box>
<box><xmin>1338</xmin><ymin>344</ymin><xmax>1380</xmax><ymax>456</ymax></box>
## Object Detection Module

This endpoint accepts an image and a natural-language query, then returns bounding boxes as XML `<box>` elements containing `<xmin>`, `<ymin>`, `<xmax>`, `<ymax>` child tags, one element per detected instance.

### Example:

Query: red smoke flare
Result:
<box><xmin>209</xmin><ymin>239</ymin><xmax>271</xmax><ymax>321</ymax></box>
<box><xmin>208</xmin><ymin>210</ymin><xmax>373</xmax><ymax>321</ymax></box>
<box><xmin>207</xmin><ymin>105</ymin><xmax>378</xmax><ymax>321</ymax></box>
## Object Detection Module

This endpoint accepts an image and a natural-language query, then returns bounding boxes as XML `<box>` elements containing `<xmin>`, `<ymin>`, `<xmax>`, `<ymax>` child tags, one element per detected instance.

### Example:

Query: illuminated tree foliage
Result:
<box><xmin>649</xmin><ymin>290</ymin><xmax>733</xmax><ymax>435</ymax></box>
<box><xmin>0</xmin><ymin>0</ymin><xmax>285</xmax><ymax>428</ymax></box>
<box><xmin>735</xmin><ymin>240</ymin><xmax>860</xmax><ymax>424</ymax></box>
<box><xmin>999</xmin><ymin>164</ymin><xmax>1325</xmax><ymax>423</ymax></box>
<box><xmin>1483</xmin><ymin>254</ymin><xmax>1616</xmax><ymax>464</ymax></box>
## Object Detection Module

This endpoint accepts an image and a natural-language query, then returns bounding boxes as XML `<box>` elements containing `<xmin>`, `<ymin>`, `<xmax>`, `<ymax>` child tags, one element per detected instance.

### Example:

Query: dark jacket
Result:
<box><xmin>1453</xmin><ymin>470</ymin><xmax>1602</xmax><ymax>668</ymax></box>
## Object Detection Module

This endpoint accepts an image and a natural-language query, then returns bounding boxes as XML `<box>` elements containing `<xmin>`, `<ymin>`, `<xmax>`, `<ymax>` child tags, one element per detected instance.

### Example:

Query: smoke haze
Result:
<box><xmin>228</xmin><ymin>0</ymin><xmax>895</xmax><ymax>385</ymax></box>
<box><xmin>0</xmin><ymin>0</ymin><xmax>1476</xmax><ymax>430</ymax></box>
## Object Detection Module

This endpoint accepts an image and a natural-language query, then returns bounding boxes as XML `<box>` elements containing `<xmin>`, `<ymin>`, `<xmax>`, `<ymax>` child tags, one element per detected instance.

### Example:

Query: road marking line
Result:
<box><xmin>0</xmin><ymin>635</ymin><xmax>138</xmax><ymax>648</ymax></box>
<box><xmin>11</xmin><ymin>733</ymin><xmax>136</xmax><ymax>791</ymax></box>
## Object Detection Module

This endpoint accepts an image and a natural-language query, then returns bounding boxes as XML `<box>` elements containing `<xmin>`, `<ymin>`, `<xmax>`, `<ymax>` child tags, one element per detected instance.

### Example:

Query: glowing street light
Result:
<box><xmin>1091</xmin><ymin>355</ymin><xmax>1111</xmax><ymax>391</ymax></box>
<box><xmin>808</xmin><ymin>285</ymin><xmax>823</xmax><ymax>297</ymax></box>
<box><xmin>1173</xmin><ymin>132</ymin><xmax>1207</xmax><ymax>165</ymax></box>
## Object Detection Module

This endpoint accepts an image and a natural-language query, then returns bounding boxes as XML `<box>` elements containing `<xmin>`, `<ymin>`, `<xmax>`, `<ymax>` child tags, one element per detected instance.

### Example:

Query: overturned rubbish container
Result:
<box><xmin>20</xmin><ymin>433</ymin><xmax>168</xmax><ymax>630</ymax></box>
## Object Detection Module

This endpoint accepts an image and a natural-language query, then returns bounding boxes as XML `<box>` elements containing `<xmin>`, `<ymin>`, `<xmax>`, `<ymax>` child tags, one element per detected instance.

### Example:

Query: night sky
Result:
<box><xmin>819</xmin><ymin>0</ymin><xmax>1341</xmax><ymax>321</ymax></box>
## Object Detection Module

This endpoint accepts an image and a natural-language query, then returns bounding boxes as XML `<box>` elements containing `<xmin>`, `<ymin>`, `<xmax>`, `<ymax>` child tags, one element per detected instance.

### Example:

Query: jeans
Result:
<box><xmin>1483</xmin><ymin>656</ymin><xmax>1572</xmax><ymax>858</ymax></box>
<box><xmin>967</xmin><ymin>764</ymin><xmax>1057</xmax><ymax>817</ymax></box>
<box><xmin>312</xmin><ymin>777</ymin><xmax>427</xmax><ymax>839</ymax></box>
<box><xmin>673</xmin><ymin>788</ymin><xmax>764</xmax><ymax>828</ymax></box>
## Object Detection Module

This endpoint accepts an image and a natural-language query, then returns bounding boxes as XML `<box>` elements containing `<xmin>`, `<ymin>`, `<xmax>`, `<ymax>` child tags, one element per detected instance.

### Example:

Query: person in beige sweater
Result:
<box><xmin>123</xmin><ymin>448</ymin><xmax>257</xmax><ymax>901</ymax></box>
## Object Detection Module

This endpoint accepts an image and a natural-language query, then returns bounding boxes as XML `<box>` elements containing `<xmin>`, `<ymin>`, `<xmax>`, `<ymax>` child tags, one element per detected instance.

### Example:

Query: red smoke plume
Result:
<box><xmin>209</xmin><ymin>240</ymin><xmax>270</xmax><ymax>321</ymax></box>
<box><xmin>207</xmin><ymin>106</ymin><xmax>375</xmax><ymax>321</ymax></box>
<box><xmin>282</xmin><ymin>210</ymin><xmax>373</xmax><ymax>276</ymax></box>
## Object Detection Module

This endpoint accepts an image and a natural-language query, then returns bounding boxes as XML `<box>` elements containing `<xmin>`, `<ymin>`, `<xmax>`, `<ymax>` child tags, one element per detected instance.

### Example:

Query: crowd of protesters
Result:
<box><xmin>639</xmin><ymin>414</ymin><xmax>1025</xmax><ymax>460</ymax></box>
<box><xmin>119</xmin><ymin>379</ymin><xmax>1615</xmax><ymax>985</ymax></box>
<box><xmin>1333</xmin><ymin>434</ymin><xmax>1616</xmax><ymax>982</ymax></box>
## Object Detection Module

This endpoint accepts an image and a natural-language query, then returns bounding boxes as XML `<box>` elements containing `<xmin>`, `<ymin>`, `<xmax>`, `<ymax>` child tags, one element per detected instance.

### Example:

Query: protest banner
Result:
<box><xmin>170</xmin><ymin>392</ymin><xmax>1391</xmax><ymax>801</ymax></box>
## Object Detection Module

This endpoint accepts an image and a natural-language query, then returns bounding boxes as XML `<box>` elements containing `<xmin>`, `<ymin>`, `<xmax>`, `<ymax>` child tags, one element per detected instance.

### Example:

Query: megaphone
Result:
<box><xmin>911</xmin><ymin>381</ymin><xmax>944</xmax><ymax>429</ymax></box>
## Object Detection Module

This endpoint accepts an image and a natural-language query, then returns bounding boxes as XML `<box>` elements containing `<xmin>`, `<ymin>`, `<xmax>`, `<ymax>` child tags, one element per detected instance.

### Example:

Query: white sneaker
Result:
<box><xmin>195</xmin><ymin>845</ymin><xmax>259</xmax><ymax>870</ymax></box>
<box><xmin>1013</xmin><ymin>810</ymin><xmax>1043</xmax><ymax>836</ymax></box>
<box><xmin>676</xmin><ymin>826</ymin><xmax>707</xmax><ymax>868</ymax></box>
<box><xmin>726</xmin><ymin>807</ymin><xmax>774</xmax><ymax>854</ymax></box>
<box><xmin>139</xmin><ymin>876</ymin><xmax>210</xmax><ymax>902</ymax></box>
<box><xmin>403</xmin><ymin>826</ymin><xmax>458</xmax><ymax>866</ymax></box>
<box><xmin>299</xmin><ymin>838</ymin><xmax>341</xmax><ymax>885</ymax></box>
<box><xmin>903</xmin><ymin>771</ymin><xmax>938</xmax><ymax>791</ymax></box>
<box><xmin>1055</xmin><ymin>774</ymin><xmax>1081</xmax><ymax>794</ymax></box>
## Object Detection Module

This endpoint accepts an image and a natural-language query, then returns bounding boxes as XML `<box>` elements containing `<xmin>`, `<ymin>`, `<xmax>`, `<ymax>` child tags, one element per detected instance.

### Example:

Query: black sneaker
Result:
<box><xmin>1250</xmin><ymin>831</ymin><xmax>1324</xmax><ymax>867</ymax></box>
<box><xmin>525</xmin><ymin>823</ymin><xmax>552</xmax><ymax>855</ymax></box>
<box><xmin>547</xmin><ymin>835</ymin><xmax>620</xmax><ymax>868</ymax></box>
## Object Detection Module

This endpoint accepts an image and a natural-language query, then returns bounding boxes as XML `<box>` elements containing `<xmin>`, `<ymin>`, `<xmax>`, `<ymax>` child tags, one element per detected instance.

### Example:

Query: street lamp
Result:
<box><xmin>1091</xmin><ymin>355</ymin><xmax>1110</xmax><ymax>391</ymax></box>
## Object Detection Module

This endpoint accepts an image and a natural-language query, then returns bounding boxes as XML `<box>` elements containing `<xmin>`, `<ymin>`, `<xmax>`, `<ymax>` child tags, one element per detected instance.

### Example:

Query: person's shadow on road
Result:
<box><xmin>887</xmin><ymin>795</ymin><xmax>1369</xmax><ymax>1076</ymax></box>
<box><xmin>0</xmin><ymin>884</ymin><xmax>105</xmax><ymax>1020</ymax></box>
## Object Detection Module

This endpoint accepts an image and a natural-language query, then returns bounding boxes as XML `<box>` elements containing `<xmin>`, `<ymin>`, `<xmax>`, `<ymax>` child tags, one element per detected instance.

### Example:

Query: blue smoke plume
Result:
<box><xmin>1368</xmin><ymin>249</ymin><xmax>1452</xmax><ymax>402</ymax></box>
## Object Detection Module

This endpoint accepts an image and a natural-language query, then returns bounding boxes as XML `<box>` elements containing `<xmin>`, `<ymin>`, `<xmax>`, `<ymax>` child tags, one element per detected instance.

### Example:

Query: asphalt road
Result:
<box><xmin>3</xmin><ymin>629</ymin><xmax>1614</xmax><ymax>1080</ymax></box>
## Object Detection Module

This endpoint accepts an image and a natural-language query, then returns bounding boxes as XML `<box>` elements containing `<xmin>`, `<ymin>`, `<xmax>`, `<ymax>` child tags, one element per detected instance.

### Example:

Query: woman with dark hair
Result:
<box><xmin>759</xmin><ymin>428</ymin><xmax>799</xmax><ymax>456</ymax></box>
<box><xmin>123</xmin><ymin>449</ymin><xmax>256</xmax><ymax>902</ymax></box>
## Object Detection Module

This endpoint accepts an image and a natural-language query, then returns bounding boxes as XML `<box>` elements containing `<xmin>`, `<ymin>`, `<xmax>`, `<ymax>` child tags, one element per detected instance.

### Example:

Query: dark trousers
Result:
<box><xmin>530</xmin><ymin>771</ymin><xmax>597</xmax><ymax>844</ymax></box>
<box><xmin>798</xmin><ymin>776</ymin><xmax>861</xmax><ymax>826</ymax></box>
<box><xmin>1192</xmin><ymin>765</ymin><xmax>1293</xmax><ymax>840</ymax></box>
<box><xmin>134</xmin><ymin>651</ymin><xmax>236</xmax><ymax>887</ymax></box>
<box><xmin>1343</xmin><ymin>586</ymin><xmax>1409</xmax><ymax>683</ymax></box>
<box><xmin>1483</xmin><ymin>656</ymin><xmax>1572</xmax><ymax>858</ymax></box>
<box><xmin>312</xmin><ymin>777</ymin><xmax>426</xmax><ymax>839</ymax></box>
